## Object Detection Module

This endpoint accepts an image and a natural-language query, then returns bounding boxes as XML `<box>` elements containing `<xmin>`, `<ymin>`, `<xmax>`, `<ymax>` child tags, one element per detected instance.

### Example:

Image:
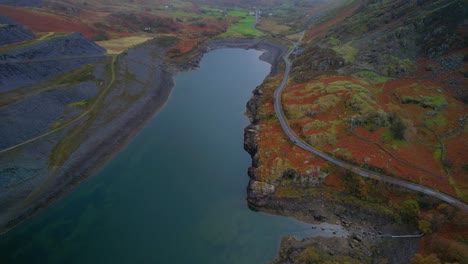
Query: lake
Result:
<box><xmin>0</xmin><ymin>48</ymin><xmax>317</xmax><ymax>263</ymax></box>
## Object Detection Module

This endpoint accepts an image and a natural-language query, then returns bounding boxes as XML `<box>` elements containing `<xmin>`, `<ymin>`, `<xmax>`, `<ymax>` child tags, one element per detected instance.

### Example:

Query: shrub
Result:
<box><xmin>400</xmin><ymin>199</ymin><xmax>420</xmax><ymax>224</ymax></box>
<box><xmin>294</xmin><ymin>247</ymin><xmax>322</xmax><ymax>264</ymax></box>
<box><xmin>418</xmin><ymin>219</ymin><xmax>432</xmax><ymax>234</ymax></box>
<box><xmin>411</xmin><ymin>254</ymin><xmax>441</xmax><ymax>264</ymax></box>
<box><xmin>389</xmin><ymin>112</ymin><xmax>407</xmax><ymax>140</ymax></box>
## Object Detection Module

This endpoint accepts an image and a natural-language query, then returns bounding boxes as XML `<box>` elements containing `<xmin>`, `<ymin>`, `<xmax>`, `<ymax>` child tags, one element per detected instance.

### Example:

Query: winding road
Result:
<box><xmin>252</xmin><ymin>14</ymin><xmax>468</xmax><ymax>210</ymax></box>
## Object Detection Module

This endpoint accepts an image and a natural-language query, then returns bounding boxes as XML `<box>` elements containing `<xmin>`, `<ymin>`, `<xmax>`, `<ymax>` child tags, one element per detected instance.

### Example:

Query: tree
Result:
<box><xmin>358</xmin><ymin>178</ymin><xmax>371</xmax><ymax>199</ymax></box>
<box><xmin>418</xmin><ymin>219</ymin><xmax>432</xmax><ymax>234</ymax></box>
<box><xmin>294</xmin><ymin>247</ymin><xmax>322</xmax><ymax>264</ymax></box>
<box><xmin>389</xmin><ymin>112</ymin><xmax>407</xmax><ymax>140</ymax></box>
<box><xmin>400</xmin><ymin>199</ymin><xmax>420</xmax><ymax>224</ymax></box>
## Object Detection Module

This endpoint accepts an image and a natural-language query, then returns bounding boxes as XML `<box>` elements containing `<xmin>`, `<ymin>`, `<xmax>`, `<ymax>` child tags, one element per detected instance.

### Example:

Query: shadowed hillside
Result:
<box><xmin>0</xmin><ymin>32</ymin><xmax>105</xmax><ymax>92</ymax></box>
<box><xmin>0</xmin><ymin>16</ymin><xmax>35</xmax><ymax>46</ymax></box>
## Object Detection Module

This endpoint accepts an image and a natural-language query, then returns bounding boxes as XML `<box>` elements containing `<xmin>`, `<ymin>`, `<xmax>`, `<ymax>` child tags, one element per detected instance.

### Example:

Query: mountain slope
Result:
<box><xmin>0</xmin><ymin>31</ymin><xmax>105</xmax><ymax>92</ymax></box>
<box><xmin>250</xmin><ymin>0</ymin><xmax>467</xmax><ymax>262</ymax></box>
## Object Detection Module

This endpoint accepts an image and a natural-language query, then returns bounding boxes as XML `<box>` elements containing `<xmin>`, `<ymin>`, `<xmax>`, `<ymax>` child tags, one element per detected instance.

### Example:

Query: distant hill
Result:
<box><xmin>0</xmin><ymin>16</ymin><xmax>35</xmax><ymax>46</ymax></box>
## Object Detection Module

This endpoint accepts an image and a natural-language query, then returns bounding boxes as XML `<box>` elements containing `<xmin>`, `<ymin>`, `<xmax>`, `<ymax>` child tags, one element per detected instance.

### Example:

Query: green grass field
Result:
<box><xmin>220</xmin><ymin>16</ymin><xmax>264</xmax><ymax>38</ymax></box>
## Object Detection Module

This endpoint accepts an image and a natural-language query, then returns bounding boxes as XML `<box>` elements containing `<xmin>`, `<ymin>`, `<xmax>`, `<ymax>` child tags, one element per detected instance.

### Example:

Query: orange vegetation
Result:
<box><xmin>167</xmin><ymin>18</ymin><xmax>228</xmax><ymax>57</ymax></box>
<box><xmin>417</xmin><ymin>205</ymin><xmax>468</xmax><ymax>262</ymax></box>
<box><xmin>281</xmin><ymin>71</ymin><xmax>466</xmax><ymax>200</ymax></box>
<box><xmin>168</xmin><ymin>39</ymin><xmax>201</xmax><ymax>55</ymax></box>
<box><xmin>255</xmin><ymin>75</ymin><xmax>328</xmax><ymax>184</ymax></box>
<box><xmin>255</xmin><ymin>68</ymin><xmax>465</xmax><ymax>200</ymax></box>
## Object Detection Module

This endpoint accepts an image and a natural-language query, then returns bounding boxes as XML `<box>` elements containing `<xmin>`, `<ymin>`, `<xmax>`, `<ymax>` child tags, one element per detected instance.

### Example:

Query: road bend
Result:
<box><xmin>271</xmin><ymin>33</ymin><xmax>468</xmax><ymax>211</ymax></box>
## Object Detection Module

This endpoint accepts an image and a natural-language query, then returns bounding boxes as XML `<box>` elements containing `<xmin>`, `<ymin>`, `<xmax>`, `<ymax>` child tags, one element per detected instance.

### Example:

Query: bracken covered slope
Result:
<box><xmin>247</xmin><ymin>0</ymin><xmax>467</xmax><ymax>263</ymax></box>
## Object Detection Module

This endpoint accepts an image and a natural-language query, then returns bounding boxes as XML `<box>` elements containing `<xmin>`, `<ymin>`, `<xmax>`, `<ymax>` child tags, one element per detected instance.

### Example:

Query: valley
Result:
<box><xmin>0</xmin><ymin>0</ymin><xmax>466</xmax><ymax>263</ymax></box>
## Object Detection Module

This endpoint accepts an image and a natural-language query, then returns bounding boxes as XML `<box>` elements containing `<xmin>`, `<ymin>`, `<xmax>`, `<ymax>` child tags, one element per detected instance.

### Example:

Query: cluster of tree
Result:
<box><xmin>337</xmin><ymin>169</ymin><xmax>466</xmax><ymax>263</ymax></box>
<box><xmin>399</xmin><ymin>199</ymin><xmax>420</xmax><ymax>224</ymax></box>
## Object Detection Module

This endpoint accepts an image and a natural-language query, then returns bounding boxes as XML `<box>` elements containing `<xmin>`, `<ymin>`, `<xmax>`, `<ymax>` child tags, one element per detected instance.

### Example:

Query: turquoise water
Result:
<box><xmin>0</xmin><ymin>49</ymin><xmax>314</xmax><ymax>263</ymax></box>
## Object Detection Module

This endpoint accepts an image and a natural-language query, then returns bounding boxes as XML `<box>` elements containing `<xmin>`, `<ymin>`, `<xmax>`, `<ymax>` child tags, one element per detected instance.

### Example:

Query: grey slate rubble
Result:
<box><xmin>0</xmin><ymin>16</ymin><xmax>35</xmax><ymax>46</ymax></box>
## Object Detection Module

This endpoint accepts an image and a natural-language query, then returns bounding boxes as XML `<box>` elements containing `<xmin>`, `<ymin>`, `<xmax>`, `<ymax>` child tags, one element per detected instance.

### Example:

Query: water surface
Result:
<box><xmin>0</xmin><ymin>49</ymin><xmax>320</xmax><ymax>263</ymax></box>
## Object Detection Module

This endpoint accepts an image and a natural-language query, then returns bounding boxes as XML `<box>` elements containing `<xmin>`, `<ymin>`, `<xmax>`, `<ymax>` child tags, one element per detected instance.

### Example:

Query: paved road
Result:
<box><xmin>270</xmin><ymin>34</ymin><xmax>468</xmax><ymax>211</ymax></box>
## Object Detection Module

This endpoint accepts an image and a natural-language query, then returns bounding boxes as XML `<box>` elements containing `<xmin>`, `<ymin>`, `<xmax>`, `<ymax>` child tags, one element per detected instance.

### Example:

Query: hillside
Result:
<box><xmin>0</xmin><ymin>31</ymin><xmax>105</xmax><ymax>92</ymax></box>
<box><xmin>247</xmin><ymin>0</ymin><xmax>467</xmax><ymax>263</ymax></box>
<box><xmin>287</xmin><ymin>0</ymin><xmax>467</xmax><ymax>201</ymax></box>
